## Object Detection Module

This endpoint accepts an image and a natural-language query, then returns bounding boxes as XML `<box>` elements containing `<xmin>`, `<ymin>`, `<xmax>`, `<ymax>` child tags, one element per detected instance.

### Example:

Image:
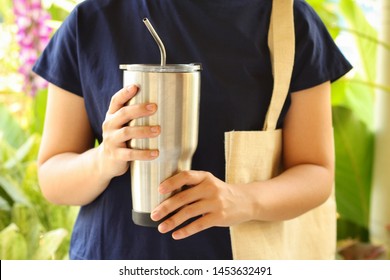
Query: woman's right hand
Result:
<box><xmin>98</xmin><ymin>85</ymin><xmax>160</xmax><ymax>179</ymax></box>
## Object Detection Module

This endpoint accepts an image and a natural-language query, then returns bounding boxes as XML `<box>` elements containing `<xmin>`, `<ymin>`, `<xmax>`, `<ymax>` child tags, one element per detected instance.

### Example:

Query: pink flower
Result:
<box><xmin>13</xmin><ymin>0</ymin><xmax>53</xmax><ymax>96</ymax></box>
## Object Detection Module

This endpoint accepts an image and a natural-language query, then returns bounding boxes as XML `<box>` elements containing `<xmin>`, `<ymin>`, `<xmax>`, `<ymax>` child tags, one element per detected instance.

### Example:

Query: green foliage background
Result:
<box><xmin>0</xmin><ymin>0</ymin><xmax>81</xmax><ymax>259</ymax></box>
<box><xmin>308</xmin><ymin>0</ymin><xmax>379</xmax><ymax>241</ymax></box>
<box><xmin>0</xmin><ymin>0</ymin><xmax>385</xmax><ymax>259</ymax></box>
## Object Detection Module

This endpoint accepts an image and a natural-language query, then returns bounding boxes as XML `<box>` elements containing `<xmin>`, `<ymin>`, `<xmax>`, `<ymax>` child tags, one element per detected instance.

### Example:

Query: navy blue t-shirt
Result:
<box><xmin>33</xmin><ymin>0</ymin><xmax>352</xmax><ymax>259</ymax></box>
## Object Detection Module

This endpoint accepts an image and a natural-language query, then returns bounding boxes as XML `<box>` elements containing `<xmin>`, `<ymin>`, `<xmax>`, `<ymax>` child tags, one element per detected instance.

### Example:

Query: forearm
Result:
<box><xmin>38</xmin><ymin>146</ymin><xmax>112</xmax><ymax>206</ymax></box>
<box><xmin>244</xmin><ymin>82</ymin><xmax>335</xmax><ymax>222</ymax></box>
<box><xmin>245</xmin><ymin>163</ymin><xmax>334</xmax><ymax>222</ymax></box>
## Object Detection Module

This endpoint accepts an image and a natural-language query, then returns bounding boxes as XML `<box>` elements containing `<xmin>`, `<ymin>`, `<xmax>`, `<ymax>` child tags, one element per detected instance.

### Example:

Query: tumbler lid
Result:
<box><xmin>119</xmin><ymin>63</ymin><xmax>202</xmax><ymax>73</ymax></box>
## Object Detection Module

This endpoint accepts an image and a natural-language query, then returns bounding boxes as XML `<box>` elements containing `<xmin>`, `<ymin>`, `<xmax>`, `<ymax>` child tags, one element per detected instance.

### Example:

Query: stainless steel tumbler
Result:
<box><xmin>120</xmin><ymin>63</ymin><xmax>202</xmax><ymax>226</ymax></box>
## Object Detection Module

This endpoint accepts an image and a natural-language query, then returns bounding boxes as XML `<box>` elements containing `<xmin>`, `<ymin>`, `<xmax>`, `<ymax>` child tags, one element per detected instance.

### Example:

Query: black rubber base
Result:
<box><xmin>132</xmin><ymin>210</ymin><xmax>159</xmax><ymax>227</ymax></box>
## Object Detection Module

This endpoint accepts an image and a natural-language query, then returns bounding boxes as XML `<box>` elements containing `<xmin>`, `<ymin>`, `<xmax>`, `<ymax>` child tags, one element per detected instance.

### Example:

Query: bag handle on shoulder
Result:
<box><xmin>263</xmin><ymin>0</ymin><xmax>295</xmax><ymax>131</ymax></box>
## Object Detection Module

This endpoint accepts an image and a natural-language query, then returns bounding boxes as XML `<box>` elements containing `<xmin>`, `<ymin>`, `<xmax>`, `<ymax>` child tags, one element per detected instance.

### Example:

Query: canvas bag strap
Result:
<box><xmin>263</xmin><ymin>0</ymin><xmax>295</xmax><ymax>131</ymax></box>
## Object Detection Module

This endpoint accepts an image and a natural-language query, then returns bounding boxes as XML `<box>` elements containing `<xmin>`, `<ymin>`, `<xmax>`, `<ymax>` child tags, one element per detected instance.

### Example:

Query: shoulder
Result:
<box><xmin>74</xmin><ymin>0</ymin><xmax>116</xmax><ymax>11</ymax></box>
<box><xmin>293</xmin><ymin>0</ymin><xmax>321</xmax><ymax>19</ymax></box>
<box><xmin>56</xmin><ymin>0</ymin><xmax>129</xmax><ymax>40</ymax></box>
<box><xmin>292</xmin><ymin>0</ymin><xmax>328</xmax><ymax>36</ymax></box>
<box><xmin>67</xmin><ymin>0</ymin><xmax>125</xmax><ymax>22</ymax></box>
<box><xmin>288</xmin><ymin>1</ymin><xmax>352</xmax><ymax>91</ymax></box>
<box><xmin>291</xmin><ymin>0</ymin><xmax>336</xmax><ymax>56</ymax></box>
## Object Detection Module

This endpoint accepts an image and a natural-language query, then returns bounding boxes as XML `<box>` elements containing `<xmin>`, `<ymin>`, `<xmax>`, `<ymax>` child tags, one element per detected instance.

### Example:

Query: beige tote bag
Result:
<box><xmin>225</xmin><ymin>0</ymin><xmax>337</xmax><ymax>260</ymax></box>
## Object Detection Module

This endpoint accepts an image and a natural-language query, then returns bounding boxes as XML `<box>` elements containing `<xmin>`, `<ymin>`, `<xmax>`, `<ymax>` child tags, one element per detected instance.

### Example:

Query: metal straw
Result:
<box><xmin>143</xmin><ymin>18</ymin><xmax>166</xmax><ymax>66</ymax></box>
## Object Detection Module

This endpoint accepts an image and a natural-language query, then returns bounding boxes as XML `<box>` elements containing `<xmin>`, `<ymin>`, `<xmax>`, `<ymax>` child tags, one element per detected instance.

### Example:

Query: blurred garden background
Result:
<box><xmin>0</xmin><ymin>0</ymin><xmax>389</xmax><ymax>260</ymax></box>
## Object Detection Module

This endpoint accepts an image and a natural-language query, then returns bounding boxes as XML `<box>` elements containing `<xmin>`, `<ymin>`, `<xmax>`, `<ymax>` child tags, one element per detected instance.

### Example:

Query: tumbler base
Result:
<box><xmin>132</xmin><ymin>210</ymin><xmax>159</xmax><ymax>227</ymax></box>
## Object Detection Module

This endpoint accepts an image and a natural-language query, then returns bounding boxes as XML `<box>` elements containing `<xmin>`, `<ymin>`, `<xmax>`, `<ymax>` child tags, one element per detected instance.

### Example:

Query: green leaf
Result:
<box><xmin>32</xmin><ymin>228</ymin><xmax>68</xmax><ymax>260</ymax></box>
<box><xmin>333</xmin><ymin>106</ymin><xmax>374</xmax><ymax>229</ymax></box>
<box><xmin>331</xmin><ymin>78</ymin><xmax>374</xmax><ymax>130</ymax></box>
<box><xmin>0</xmin><ymin>175</ymin><xmax>31</xmax><ymax>206</ymax></box>
<box><xmin>0</xmin><ymin>208</ymin><xmax>11</xmax><ymax>232</ymax></box>
<box><xmin>337</xmin><ymin>219</ymin><xmax>369</xmax><ymax>242</ymax></box>
<box><xmin>31</xmin><ymin>89</ymin><xmax>48</xmax><ymax>135</ymax></box>
<box><xmin>339</xmin><ymin>0</ymin><xmax>378</xmax><ymax>82</ymax></box>
<box><xmin>0</xmin><ymin>137</ymin><xmax>14</xmax><ymax>165</ymax></box>
<box><xmin>4</xmin><ymin>135</ymin><xmax>37</xmax><ymax>169</ymax></box>
<box><xmin>0</xmin><ymin>195</ymin><xmax>11</xmax><ymax>211</ymax></box>
<box><xmin>11</xmin><ymin>203</ymin><xmax>44</xmax><ymax>257</ymax></box>
<box><xmin>46</xmin><ymin>0</ymin><xmax>82</xmax><ymax>22</ymax></box>
<box><xmin>0</xmin><ymin>104</ymin><xmax>27</xmax><ymax>148</ymax></box>
<box><xmin>0</xmin><ymin>223</ymin><xmax>28</xmax><ymax>259</ymax></box>
<box><xmin>307</xmin><ymin>0</ymin><xmax>342</xmax><ymax>38</ymax></box>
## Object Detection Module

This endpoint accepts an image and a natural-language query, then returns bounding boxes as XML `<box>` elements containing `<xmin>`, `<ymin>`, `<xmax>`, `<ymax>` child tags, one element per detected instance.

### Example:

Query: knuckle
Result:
<box><xmin>120</xmin><ymin>126</ymin><xmax>131</xmax><ymax>139</ymax></box>
<box><xmin>102</xmin><ymin>118</ymin><xmax>110</xmax><ymax>131</ymax></box>
<box><xmin>180</xmin><ymin>205</ymin><xmax>193</xmax><ymax>219</ymax></box>
<box><xmin>203</xmin><ymin>171</ymin><xmax>213</xmax><ymax>179</ymax></box>
<box><xmin>110</xmin><ymin>94</ymin><xmax>118</xmax><ymax>106</ymax></box>
<box><xmin>101</xmin><ymin>131</ymin><xmax>112</xmax><ymax>144</ymax></box>
<box><xmin>173</xmin><ymin>190</ymin><xmax>191</xmax><ymax>206</ymax></box>
<box><xmin>192</xmin><ymin>219</ymin><xmax>206</xmax><ymax>233</ymax></box>
<box><xmin>141</xmin><ymin>126</ymin><xmax>154</xmax><ymax>138</ymax></box>
<box><xmin>165</xmin><ymin>217</ymin><xmax>177</xmax><ymax>229</ymax></box>
<box><xmin>179</xmin><ymin>226</ymin><xmax>190</xmax><ymax>237</ymax></box>
<box><xmin>181</xmin><ymin>170</ymin><xmax>195</xmax><ymax>180</ymax></box>
<box><xmin>116</xmin><ymin>107</ymin><xmax>128</xmax><ymax>120</ymax></box>
<box><xmin>123</xmin><ymin>148</ymin><xmax>135</xmax><ymax>160</ymax></box>
<box><xmin>126</xmin><ymin>148</ymin><xmax>156</xmax><ymax>161</ymax></box>
<box><xmin>175</xmin><ymin>190</ymin><xmax>189</xmax><ymax>202</ymax></box>
<box><xmin>217</xmin><ymin>207</ymin><xmax>228</xmax><ymax>221</ymax></box>
<box><xmin>158</xmin><ymin>204</ymin><xmax>171</xmax><ymax>217</ymax></box>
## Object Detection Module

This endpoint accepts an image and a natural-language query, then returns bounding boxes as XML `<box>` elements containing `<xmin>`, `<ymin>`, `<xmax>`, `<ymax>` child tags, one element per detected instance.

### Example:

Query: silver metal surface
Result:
<box><xmin>143</xmin><ymin>18</ymin><xmax>166</xmax><ymax>66</ymax></box>
<box><xmin>122</xmin><ymin>64</ymin><xmax>201</xmax><ymax>220</ymax></box>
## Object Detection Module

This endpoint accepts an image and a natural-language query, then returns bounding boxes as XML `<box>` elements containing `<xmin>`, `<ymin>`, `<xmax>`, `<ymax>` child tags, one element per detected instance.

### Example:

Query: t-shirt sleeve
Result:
<box><xmin>290</xmin><ymin>1</ymin><xmax>353</xmax><ymax>92</ymax></box>
<box><xmin>32</xmin><ymin>7</ymin><xmax>83</xmax><ymax>97</ymax></box>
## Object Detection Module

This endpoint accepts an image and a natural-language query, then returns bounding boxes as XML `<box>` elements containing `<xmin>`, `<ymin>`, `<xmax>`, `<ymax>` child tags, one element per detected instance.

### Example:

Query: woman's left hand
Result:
<box><xmin>150</xmin><ymin>171</ymin><xmax>253</xmax><ymax>240</ymax></box>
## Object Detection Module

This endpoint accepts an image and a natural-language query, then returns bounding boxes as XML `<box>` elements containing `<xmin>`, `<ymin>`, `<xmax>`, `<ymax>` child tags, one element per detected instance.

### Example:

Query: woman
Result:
<box><xmin>33</xmin><ymin>0</ymin><xmax>352</xmax><ymax>259</ymax></box>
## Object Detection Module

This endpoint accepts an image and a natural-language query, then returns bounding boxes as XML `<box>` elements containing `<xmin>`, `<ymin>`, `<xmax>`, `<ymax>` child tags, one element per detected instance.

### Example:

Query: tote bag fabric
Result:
<box><xmin>225</xmin><ymin>0</ymin><xmax>337</xmax><ymax>260</ymax></box>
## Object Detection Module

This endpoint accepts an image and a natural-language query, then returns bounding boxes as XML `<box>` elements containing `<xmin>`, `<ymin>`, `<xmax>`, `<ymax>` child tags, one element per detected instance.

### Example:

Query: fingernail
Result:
<box><xmin>158</xmin><ymin>184</ymin><xmax>167</xmax><ymax>194</ymax></box>
<box><xmin>150</xmin><ymin>126</ymin><xmax>160</xmax><ymax>133</ymax></box>
<box><xmin>126</xmin><ymin>85</ymin><xmax>138</xmax><ymax>93</ymax></box>
<box><xmin>158</xmin><ymin>222</ymin><xmax>168</xmax><ymax>233</ymax></box>
<box><xmin>146</xmin><ymin>103</ymin><xmax>156</xmax><ymax>111</ymax></box>
<box><xmin>172</xmin><ymin>231</ymin><xmax>183</xmax><ymax>240</ymax></box>
<box><xmin>150</xmin><ymin>150</ymin><xmax>159</xmax><ymax>157</ymax></box>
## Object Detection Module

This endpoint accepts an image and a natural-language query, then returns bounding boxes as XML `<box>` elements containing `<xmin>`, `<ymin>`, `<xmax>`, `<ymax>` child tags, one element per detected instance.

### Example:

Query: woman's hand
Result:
<box><xmin>37</xmin><ymin>84</ymin><xmax>161</xmax><ymax>205</ymax></box>
<box><xmin>98</xmin><ymin>85</ymin><xmax>161</xmax><ymax>178</ymax></box>
<box><xmin>150</xmin><ymin>171</ymin><xmax>254</xmax><ymax>240</ymax></box>
<box><xmin>149</xmin><ymin>82</ymin><xmax>335</xmax><ymax>240</ymax></box>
